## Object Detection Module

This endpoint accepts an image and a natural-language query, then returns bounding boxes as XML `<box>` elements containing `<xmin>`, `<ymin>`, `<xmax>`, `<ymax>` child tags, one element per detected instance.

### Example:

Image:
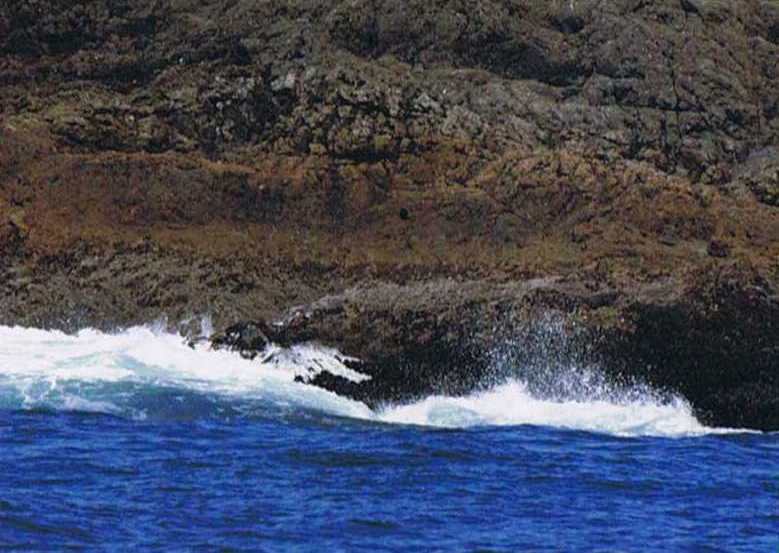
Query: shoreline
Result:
<box><xmin>2</xmin><ymin>0</ymin><xmax>778</xmax><ymax>429</ymax></box>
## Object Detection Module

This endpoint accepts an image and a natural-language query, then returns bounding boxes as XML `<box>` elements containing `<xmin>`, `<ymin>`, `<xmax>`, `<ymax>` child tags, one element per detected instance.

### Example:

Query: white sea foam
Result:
<box><xmin>374</xmin><ymin>381</ymin><xmax>735</xmax><ymax>437</ymax></box>
<box><xmin>0</xmin><ymin>325</ymin><xmax>373</xmax><ymax>420</ymax></box>
<box><xmin>0</xmin><ymin>325</ymin><xmax>746</xmax><ymax>437</ymax></box>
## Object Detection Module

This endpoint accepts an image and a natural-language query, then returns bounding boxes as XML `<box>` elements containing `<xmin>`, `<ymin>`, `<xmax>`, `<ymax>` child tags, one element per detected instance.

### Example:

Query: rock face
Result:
<box><xmin>208</xmin><ymin>271</ymin><xmax>779</xmax><ymax>431</ymax></box>
<box><xmin>1</xmin><ymin>1</ymin><xmax>778</xmax><ymax>428</ymax></box>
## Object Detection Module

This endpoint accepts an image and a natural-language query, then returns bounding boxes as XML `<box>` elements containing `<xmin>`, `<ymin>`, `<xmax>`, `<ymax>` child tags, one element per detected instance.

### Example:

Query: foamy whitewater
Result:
<box><xmin>3</xmin><ymin>324</ymin><xmax>776</xmax><ymax>552</ymax></box>
<box><xmin>0</xmin><ymin>324</ymin><xmax>738</xmax><ymax>438</ymax></box>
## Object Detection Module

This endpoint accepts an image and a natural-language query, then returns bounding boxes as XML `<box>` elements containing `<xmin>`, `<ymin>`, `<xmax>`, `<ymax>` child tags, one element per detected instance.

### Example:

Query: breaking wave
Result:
<box><xmin>0</xmin><ymin>324</ymin><xmax>746</xmax><ymax>438</ymax></box>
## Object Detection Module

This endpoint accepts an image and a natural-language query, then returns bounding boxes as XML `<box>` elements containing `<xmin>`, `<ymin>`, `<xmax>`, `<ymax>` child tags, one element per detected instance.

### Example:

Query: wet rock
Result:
<box><xmin>0</xmin><ymin>0</ymin><xmax>777</xmax><ymax>431</ymax></box>
<box><xmin>210</xmin><ymin>322</ymin><xmax>272</xmax><ymax>360</ymax></box>
<box><xmin>603</xmin><ymin>267</ymin><xmax>779</xmax><ymax>431</ymax></box>
<box><xmin>208</xmin><ymin>276</ymin><xmax>779</xmax><ymax>430</ymax></box>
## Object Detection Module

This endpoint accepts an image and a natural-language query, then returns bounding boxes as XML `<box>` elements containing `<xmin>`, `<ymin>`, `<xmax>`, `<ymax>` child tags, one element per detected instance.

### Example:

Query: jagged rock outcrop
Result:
<box><xmin>1</xmin><ymin>1</ymin><xmax>777</xmax><ymax>428</ymax></box>
<box><xmin>209</xmin><ymin>268</ymin><xmax>778</xmax><ymax>430</ymax></box>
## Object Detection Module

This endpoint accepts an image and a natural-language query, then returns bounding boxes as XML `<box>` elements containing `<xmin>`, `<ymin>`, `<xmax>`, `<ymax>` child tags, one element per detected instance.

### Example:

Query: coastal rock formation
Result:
<box><xmin>210</xmin><ymin>267</ymin><xmax>779</xmax><ymax>430</ymax></box>
<box><xmin>1</xmin><ymin>0</ymin><xmax>777</xmax><ymax>428</ymax></box>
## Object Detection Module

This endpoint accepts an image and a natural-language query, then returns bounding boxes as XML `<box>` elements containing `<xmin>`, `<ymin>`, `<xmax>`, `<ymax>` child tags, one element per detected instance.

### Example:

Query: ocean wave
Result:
<box><xmin>0</xmin><ymin>325</ymin><xmax>750</xmax><ymax>438</ymax></box>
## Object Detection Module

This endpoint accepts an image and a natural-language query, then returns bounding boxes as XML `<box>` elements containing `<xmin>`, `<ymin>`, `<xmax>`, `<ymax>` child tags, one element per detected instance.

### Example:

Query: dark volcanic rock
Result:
<box><xmin>0</xmin><ymin>1</ymin><xmax>778</xmax><ymax>429</ymax></box>
<box><xmin>210</xmin><ymin>274</ymin><xmax>779</xmax><ymax>430</ymax></box>
<box><xmin>211</xmin><ymin>321</ymin><xmax>272</xmax><ymax>360</ymax></box>
<box><xmin>602</xmin><ymin>267</ymin><xmax>779</xmax><ymax>431</ymax></box>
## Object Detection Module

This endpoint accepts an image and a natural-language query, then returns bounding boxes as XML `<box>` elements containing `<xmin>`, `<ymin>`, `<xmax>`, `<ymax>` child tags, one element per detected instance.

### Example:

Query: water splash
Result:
<box><xmin>375</xmin><ymin>381</ymin><xmax>725</xmax><ymax>437</ymax></box>
<box><xmin>0</xmin><ymin>325</ymin><xmax>373</xmax><ymax>421</ymax></box>
<box><xmin>0</xmin><ymin>325</ymin><xmax>747</xmax><ymax>437</ymax></box>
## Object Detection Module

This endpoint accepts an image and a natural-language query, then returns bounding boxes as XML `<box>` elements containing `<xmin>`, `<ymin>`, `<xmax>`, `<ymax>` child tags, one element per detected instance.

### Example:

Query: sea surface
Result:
<box><xmin>0</xmin><ymin>325</ymin><xmax>776</xmax><ymax>551</ymax></box>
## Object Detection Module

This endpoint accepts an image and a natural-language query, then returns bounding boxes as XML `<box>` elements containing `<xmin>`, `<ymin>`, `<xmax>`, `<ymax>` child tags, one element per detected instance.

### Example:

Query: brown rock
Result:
<box><xmin>0</xmin><ymin>0</ymin><xmax>778</xmax><ymax>429</ymax></box>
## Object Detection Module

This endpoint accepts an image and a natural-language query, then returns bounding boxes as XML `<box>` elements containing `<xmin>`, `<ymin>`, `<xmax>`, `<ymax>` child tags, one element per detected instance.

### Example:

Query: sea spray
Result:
<box><xmin>0</xmin><ymin>325</ymin><xmax>742</xmax><ymax>437</ymax></box>
<box><xmin>0</xmin><ymin>325</ymin><xmax>373</xmax><ymax>421</ymax></box>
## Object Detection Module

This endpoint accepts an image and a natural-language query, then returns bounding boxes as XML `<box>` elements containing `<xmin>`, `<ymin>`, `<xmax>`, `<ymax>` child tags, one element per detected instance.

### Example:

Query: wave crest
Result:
<box><xmin>0</xmin><ymin>325</ymin><xmax>745</xmax><ymax>437</ymax></box>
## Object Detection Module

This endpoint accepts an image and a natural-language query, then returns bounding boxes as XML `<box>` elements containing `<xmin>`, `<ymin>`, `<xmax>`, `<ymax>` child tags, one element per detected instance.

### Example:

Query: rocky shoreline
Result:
<box><xmin>1</xmin><ymin>0</ymin><xmax>778</xmax><ymax>429</ymax></box>
<box><xmin>207</xmin><ymin>269</ymin><xmax>778</xmax><ymax>430</ymax></box>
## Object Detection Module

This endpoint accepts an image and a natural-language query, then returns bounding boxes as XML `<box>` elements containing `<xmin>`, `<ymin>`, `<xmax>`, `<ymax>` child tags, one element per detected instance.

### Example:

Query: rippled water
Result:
<box><xmin>0</xmin><ymin>326</ymin><xmax>776</xmax><ymax>550</ymax></box>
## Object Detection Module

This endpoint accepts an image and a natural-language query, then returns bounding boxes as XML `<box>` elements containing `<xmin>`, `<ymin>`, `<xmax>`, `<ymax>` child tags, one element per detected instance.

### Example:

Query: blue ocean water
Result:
<box><xmin>0</xmin><ymin>326</ymin><xmax>777</xmax><ymax>551</ymax></box>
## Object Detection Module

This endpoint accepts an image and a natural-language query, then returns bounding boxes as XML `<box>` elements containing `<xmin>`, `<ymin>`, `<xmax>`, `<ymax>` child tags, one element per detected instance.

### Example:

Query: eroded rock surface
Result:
<box><xmin>1</xmin><ymin>0</ymin><xmax>777</xmax><ymax>428</ymax></box>
<box><xmin>210</xmin><ymin>267</ymin><xmax>778</xmax><ymax>430</ymax></box>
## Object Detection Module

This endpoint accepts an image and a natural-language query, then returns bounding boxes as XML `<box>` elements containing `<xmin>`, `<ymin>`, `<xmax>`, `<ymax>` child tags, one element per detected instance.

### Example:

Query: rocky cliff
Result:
<box><xmin>1</xmin><ymin>0</ymin><xmax>778</xmax><ymax>429</ymax></box>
